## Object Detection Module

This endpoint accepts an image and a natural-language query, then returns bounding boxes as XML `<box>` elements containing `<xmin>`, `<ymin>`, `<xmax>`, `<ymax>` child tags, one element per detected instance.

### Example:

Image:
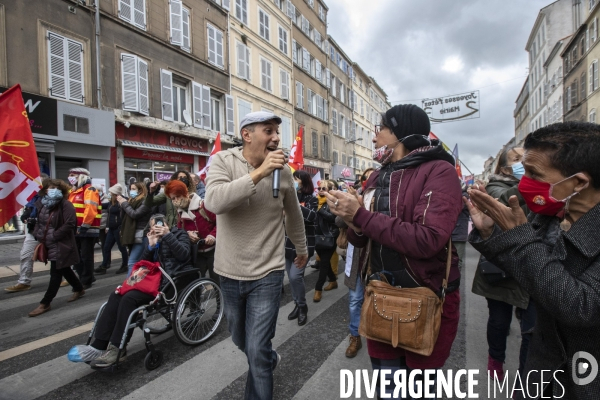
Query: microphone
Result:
<box><xmin>273</xmin><ymin>169</ymin><xmax>280</xmax><ymax>198</ymax></box>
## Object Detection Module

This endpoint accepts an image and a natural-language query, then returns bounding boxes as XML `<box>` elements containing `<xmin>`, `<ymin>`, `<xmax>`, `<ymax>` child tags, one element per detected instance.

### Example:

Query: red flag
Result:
<box><xmin>288</xmin><ymin>126</ymin><xmax>304</xmax><ymax>171</ymax></box>
<box><xmin>0</xmin><ymin>85</ymin><xmax>43</xmax><ymax>226</ymax></box>
<box><xmin>428</xmin><ymin>132</ymin><xmax>439</xmax><ymax>141</ymax></box>
<box><xmin>199</xmin><ymin>132</ymin><xmax>222</xmax><ymax>183</ymax></box>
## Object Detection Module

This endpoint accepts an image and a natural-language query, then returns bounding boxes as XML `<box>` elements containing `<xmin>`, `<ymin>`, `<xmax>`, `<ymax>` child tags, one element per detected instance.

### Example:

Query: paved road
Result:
<box><xmin>0</xmin><ymin>244</ymin><xmax>523</xmax><ymax>399</ymax></box>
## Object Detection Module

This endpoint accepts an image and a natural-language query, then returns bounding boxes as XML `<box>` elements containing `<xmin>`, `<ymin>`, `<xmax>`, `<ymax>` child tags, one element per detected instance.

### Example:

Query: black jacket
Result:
<box><xmin>470</xmin><ymin>204</ymin><xmax>600</xmax><ymax>399</ymax></box>
<box><xmin>107</xmin><ymin>201</ymin><xmax>124</xmax><ymax>230</ymax></box>
<box><xmin>315</xmin><ymin>202</ymin><xmax>339</xmax><ymax>239</ymax></box>
<box><xmin>142</xmin><ymin>227</ymin><xmax>192</xmax><ymax>290</ymax></box>
<box><xmin>285</xmin><ymin>191</ymin><xmax>318</xmax><ymax>259</ymax></box>
<box><xmin>451</xmin><ymin>189</ymin><xmax>470</xmax><ymax>242</ymax></box>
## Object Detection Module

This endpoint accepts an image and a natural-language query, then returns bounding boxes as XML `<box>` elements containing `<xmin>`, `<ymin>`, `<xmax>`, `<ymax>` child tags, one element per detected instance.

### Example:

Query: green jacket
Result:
<box><xmin>471</xmin><ymin>174</ymin><xmax>530</xmax><ymax>309</ymax></box>
<box><xmin>144</xmin><ymin>192</ymin><xmax>178</xmax><ymax>229</ymax></box>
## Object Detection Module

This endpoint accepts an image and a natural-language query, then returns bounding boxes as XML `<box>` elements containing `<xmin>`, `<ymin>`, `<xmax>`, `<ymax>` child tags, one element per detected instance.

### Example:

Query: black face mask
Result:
<box><xmin>179</xmin><ymin>177</ymin><xmax>190</xmax><ymax>186</ymax></box>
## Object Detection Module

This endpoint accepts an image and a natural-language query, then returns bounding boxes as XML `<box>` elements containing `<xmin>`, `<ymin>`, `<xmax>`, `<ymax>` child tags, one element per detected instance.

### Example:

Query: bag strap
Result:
<box><xmin>441</xmin><ymin>238</ymin><xmax>452</xmax><ymax>310</ymax></box>
<box><xmin>42</xmin><ymin>209</ymin><xmax>56</xmax><ymax>242</ymax></box>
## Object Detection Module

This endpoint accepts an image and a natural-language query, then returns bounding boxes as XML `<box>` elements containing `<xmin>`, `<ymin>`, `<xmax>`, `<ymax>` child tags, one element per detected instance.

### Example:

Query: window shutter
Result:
<box><xmin>181</xmin><ymin>8</ymin><xmax>191</xmax><ymax>51</ymax></box>
<box><xmin>307</xmin><ymin>89</ymin><xmax>312</xmax><ymax>114</ymax></box>
<box><xmin>207</xmin><ymin>25</ymin><xmax>216</xmax><ymax>65</ymax></box>
<box><xmin>216</xmin><ymin>29</ymin><xmax>224</xmax><ymax>67</ymax></box>
<box><xmin>192</xmin><ymin>81</ymin><xmax>203</xmax><ymax>128</ymax></box>
<box><xmin>331</xmin><ymin>76</ymin><xmax>336</xmax><ymax>96</ymax></box>
<box><xmin>48</xmin><ymin>33</ymin><xmax>66</xmax><ymax>99</ymax></box>
<box><xmin>202</xmin><ymin>85</ymin><xmax>211</xmax><ymax>130</ymax></box>
<box><xmin>280</xmin><ymin>69</ymin><xmax>289</xmax><ymax>100</ymax></box>
<box><xmin>292</xmin><ymin>40</ymin><xmax>297</xmax><ymax>64</ymax></box>
<box><xmin>118</xmin><ymin>0</ymin><xmax>132</xmax><ymax>23</ymax></box>
<box><xmin>226</xmin><ymin>94</ymin><xmax>235</xmax><ymax>134</ymax></box>
<box><xmin>264</xmin><ymin>13</ymin><xmax>270</xmax><ymax>41</ymax></box>
<box><xmin>324</xmin><ymin>99</ymin><xmax>328</xmax><ymax>122</ymax></box>
<box><xmin>302</xmin><ymin>48</ymin><xmax>309</xmax><ymax>71</ymax></box>
<box><xmin>326</xmin><ymin>68</ymin><xmax>330</xmax><ymax>88</ymax></box>
<box><xmin>66</xmin><ymin>39</ymin><xmax>84</xmax><ymax>103</ymax></box>
<box><xmin>160</xmin><ymin>69</ymin><xmax>173</xmax><ymax>120</ymax></box>
<box><xmin>237</xmin><ymin>42</ymin><xmax>246</xmax><ymax>79</ymax></box>
<box><xmin>267</xmin><ymin>60</ymin><xmax>272</xmax><ymax>91</ymax></box>
<box><xmin>315</xmin><ymin>60</ymin><xmax>321</xmax><ymax>82</ymax></box>
<box><xmin>121</xmin><ymin>54</ymin><xmax>139</xmax><ymax>111</ymax></box>
<box><xmin>332</xmin><ymin>109</ymin><xmax>337</xmax><ymax>134</ymax></box>
<box><xmin>222</xmin><ymin>0</ymin><xmax>231</xmax><ymax>11</ymax></box>
<box><xmin>245</xmin><ymin>47</ymin><xmax>251</xmax><ymax>80</ymax></box>
<box><xmin>133</xmin><ymin>0</ymin><xmax>146</xmax><ymax>30</ymax></box>
<box><xmin>595</xmin><ymin>61</ymin><xmax>599</xmax><ymax>90</ymax></box>
<box><xmin>259</xmin><ymin>11</ymin><xmax>265</xmax><ymax>38</ymax></box>
<box><xmin>138</xmin><ymin>58</ymin><xmax>149</xmax><ymax>115</ymax></box>
<box><xmin>170</xmin><ymin>0</ymin><xmax>183</xmax><ymax>46</ymax></box>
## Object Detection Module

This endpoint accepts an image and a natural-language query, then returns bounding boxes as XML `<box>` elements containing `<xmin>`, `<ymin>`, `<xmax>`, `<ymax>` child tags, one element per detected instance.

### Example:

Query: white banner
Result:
<box><xmin>422</xmin><ymin>90</ymin><xmax>480</xmax><ymax>123</ymax></box>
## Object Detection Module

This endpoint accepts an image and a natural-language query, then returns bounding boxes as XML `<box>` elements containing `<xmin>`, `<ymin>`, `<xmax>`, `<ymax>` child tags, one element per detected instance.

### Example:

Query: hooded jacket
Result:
<box><xmin>205</xmin><ymin>147</ymin><xmax>307</xmax><ymax>280</ymax></box>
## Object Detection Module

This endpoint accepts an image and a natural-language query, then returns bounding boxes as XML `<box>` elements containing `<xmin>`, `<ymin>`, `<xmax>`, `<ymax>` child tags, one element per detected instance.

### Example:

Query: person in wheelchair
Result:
<box><xmin>71</xmin><ymin>214</ymin><xmax>192</xmax><ymax>368</ymax></box>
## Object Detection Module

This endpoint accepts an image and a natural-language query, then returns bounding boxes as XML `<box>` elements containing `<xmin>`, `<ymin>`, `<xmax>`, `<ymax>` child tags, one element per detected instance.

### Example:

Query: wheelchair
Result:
<box><xmin>85</xmin><ymin>245</ymin><xmax>224</xmax><ymax>371</ymax></box>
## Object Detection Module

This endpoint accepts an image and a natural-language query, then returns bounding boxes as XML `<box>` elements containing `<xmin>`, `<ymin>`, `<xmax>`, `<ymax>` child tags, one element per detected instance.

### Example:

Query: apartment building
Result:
<box><xmin>1</xmin><ymin>0</ymin><xmax>231</xmax><ymax>189</ymax></box>
<box><xmin>526</xmin><ymin>0</ymin><xmax>574</xmax><ymax>132</ymax></box>
<box><xmin>581</xmin><ymin>0</ymin><xmax>600</xmax><ymax>123</ymax></box>
<box><xmin>514</xmin><ymin>78</ymin><xmax>530</xmax><ymax>144</ymax></box>
<box><xmin>288</xmin><ymin>0</ymin><xmax>330</xmax><ymax>178</ymax></box>
<box><xmin>562</xmin><ymin>24</ymin><xmax>588</xmax><ymax>122</ymax></box>
<box><xmin>367</xmin><ymin>77</ymin><xmax>391</xmax><ymax>170</ymax></box>
<box><xmin>351</xmin><ymin>62</ymin><xmax>376</xmax><ymax>176</ymax></box>
<box><xmin>544</xmin><ymin>37</ymin><xmax>567</xmax><ymax>126</ymax></box>
<box><xmin>228</xmin><ymin>0</ymin><xmax>294</xmax><ymax>150</ymax></box>
<box><xmin>327</xmin><ymin>37</ymin><xmax>354</xmax><ymax>181</ymax></box>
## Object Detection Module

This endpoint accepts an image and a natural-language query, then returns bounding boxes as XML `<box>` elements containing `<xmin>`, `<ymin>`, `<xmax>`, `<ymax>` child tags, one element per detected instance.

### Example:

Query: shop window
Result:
<box><xmin>124</xmin><ymin>158</ymin><xmax>192</xmax><ymax>183</ymax></box>
<box><xmin>63</xmin><ymin>115</ymin><xmax>89</xmax><ymax>134</ymax></box>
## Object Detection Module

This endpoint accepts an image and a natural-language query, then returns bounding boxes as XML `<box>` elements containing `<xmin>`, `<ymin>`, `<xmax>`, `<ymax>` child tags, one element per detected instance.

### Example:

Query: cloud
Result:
<box><xmin>326</xmin><ymin>0</ymin><xmax>552</xmax><ymax>174</ymax></box>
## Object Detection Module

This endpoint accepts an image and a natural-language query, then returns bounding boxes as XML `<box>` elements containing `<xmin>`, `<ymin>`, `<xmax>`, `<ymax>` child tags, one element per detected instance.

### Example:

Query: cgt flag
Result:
<box><xmin>0</xmin><ymin>85</ymin><xmax>42</xmax><ymax>226</ymax></box>
<box><xmin>199</xmin><ymin>132</ymin><xmax>222</xmax><ymax>184</ymax></box>
<box><xmin>288</xmin><ymin>126</ymin><xmax>304</xmax><ymax>172</ymax></box>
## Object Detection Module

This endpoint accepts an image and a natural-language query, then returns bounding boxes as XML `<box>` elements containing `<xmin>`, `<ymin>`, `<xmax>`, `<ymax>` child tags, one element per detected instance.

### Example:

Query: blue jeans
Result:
<box><xmin>220</xmin><ymin>270</ymin><xmax>284</xmax><ymax>400</ymax></box>
<box><xmin>102</xmin><ymin>227</ymin><xmax>128</xmax><ymax>267</ymax></box>
<box><xmin>127</xmin><ymin>241</ymin><xmax>146</xmax><ymax>277</ymax></box>
<box><xmin>348</xmin><ymin>273</ymin><xmax>364</xmax><ymax>336</ymax></box>
<box><xmin>285</xmin><ymin>258</ymin><xmax>307</xmax><ymax>307</ymax></box>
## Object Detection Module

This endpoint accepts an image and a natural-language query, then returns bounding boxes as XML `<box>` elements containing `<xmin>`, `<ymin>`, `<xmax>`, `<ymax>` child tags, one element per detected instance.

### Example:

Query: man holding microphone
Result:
<box><xmin>205</xmin><ymin>111</ymin><xmax>307</xmax><ymax>400</ymax></box>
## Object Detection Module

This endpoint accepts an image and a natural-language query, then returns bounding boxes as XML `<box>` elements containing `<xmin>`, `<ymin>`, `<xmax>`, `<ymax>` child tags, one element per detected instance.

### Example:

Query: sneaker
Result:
<box><xmin>60</xmin><ymin>279</ymin><xmax>69</xmax><ymax>287</ymax></box>
<box><xmin>273</xmin><ymin>351</ymin><xmax>281</xmax><ymax>371</ymax></box>
<box><xmin>488</xmin><ymin>355</ymin><xmax>505</xmax><ymax>381</ymax></box>
<box><xmin>5</xmin><ymin>283</ymin><xmax>31</xmax><ymax>292</ymax></box>
<box><xmin>90</xmin><ymin>344</ymin><xmax>127</xmax><ymax>368</ymax></box>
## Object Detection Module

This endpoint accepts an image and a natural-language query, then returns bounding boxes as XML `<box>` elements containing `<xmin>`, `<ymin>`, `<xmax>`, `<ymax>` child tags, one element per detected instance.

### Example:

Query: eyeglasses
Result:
<box><xmin>374</xmin><ymin>125</ymin><xmax>385</xmax><ymax>135</ymax></box>
<box><xmin>318</xmin><ymin>187</ymin><xmax>329</xmax><ymax>191</ymax></box>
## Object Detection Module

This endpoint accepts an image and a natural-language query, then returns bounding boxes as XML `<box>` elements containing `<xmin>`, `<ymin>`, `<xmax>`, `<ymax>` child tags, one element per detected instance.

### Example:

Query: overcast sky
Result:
<box><xmin>326</xmin><ymin>0</ymin><xmax>553</xmax><ymax>174</ymax></box>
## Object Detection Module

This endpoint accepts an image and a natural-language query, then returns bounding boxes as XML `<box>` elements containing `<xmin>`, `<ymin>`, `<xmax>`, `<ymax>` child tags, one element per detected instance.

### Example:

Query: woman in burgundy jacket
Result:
<box><xmin>165</xmin><ymin>180</ymin><xmax>218</xmax><ymax>283</ymax></box>
<box><xmin>326</xmin><ymin>104</ymin><xmax>463</xmax><ymax>397</ymax></box>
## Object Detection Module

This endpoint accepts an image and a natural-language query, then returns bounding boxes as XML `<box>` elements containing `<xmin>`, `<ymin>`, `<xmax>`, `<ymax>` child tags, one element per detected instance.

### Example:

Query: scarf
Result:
<box><xmin>317</xmin><ymin>195</ymin><xmax>327</xmax><ymax>210</ymax></box>
<box><xmin>41</xmin><ymin>196</ymin><xmax>61</xmax><ymax>209</ymax></box>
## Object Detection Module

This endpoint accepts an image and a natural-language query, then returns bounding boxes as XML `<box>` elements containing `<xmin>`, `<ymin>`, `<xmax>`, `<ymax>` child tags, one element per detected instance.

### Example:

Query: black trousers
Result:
<box><xmin>196</xmin><ymin>249</ymin><xmax>219</xmax><ymax>284</ymax></box>
<box><xmin>74</xmin><ymin>236</ymin><xmax>96</xmax><ymax>286</ymax></box>
<box><xmin>315</xmin><ymin>247</ymin><xmax>337</xmax><ymax>291</ymax></box>
<box><xmin>94</xmin><ymin>290</ymin><xmax>154</xmax><ymax>348</ymax></box>
<box><xmin>41</xmin><ymin>261</ymin><xmax>83</xmax><ymax>305</ymax></box>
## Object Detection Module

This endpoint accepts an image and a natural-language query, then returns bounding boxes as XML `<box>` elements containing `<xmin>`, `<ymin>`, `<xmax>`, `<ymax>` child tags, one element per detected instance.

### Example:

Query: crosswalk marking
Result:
<box><xmin>0</xmin><ymin>322</ymin><xmax>94</xmax><ymax>362</ymax></box>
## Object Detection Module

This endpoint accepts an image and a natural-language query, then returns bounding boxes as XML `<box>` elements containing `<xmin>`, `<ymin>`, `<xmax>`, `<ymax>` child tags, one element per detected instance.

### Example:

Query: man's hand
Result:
<box><xmin>149</xmin><ymin>181</ymin><xmax>160</xmax><ymax>194</ymax></box>
<box><xmin>466</xmin><ymin>185</ymin><xmax>527</xmax><ymax>237</ymax></box>
<box><xmin>250</xmin><ymin>150</ymin><xmax>286</xmax><ymax>185</ymax></box>
<box><xmin>188</xmin><ymin>230</ymin><xmax>200</xmax><ymax>243</ymax></box>
<box><xmin>294</xmin><ymin>254</ymin><xmax>308</xmax><ymax>269</ymax></box>
<box><xmin>116</xmin><ymin>195</ymin><xmax>127</xmax><ymax>205</ymax></box>
<box><xmin>205</xmin><ymin>235</ymin><xmax>216</xmax><ymax>246</ymax></box>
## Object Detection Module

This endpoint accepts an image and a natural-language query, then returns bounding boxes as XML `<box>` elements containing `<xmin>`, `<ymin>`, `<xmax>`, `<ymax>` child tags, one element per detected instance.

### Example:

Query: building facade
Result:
<box><xmin>351</xmin><ymin>63</ymin><xmax>376</xmax><ymax>177</ymax></box>
<box><xmin>514</xmin><ymin>77</ymin><xmax>530</xmax><ymax>144</ymax></box>
<box><xmin>228</xmin><ymin>0</ymin><xmax>294</xmax><ymax>151</ymax></box>
<box><xmin>579</xmin><ymin>1</ymin><xmax>600</xmax><ymax>123</ymax></box>
<box><xmin>562</xmin><ymin>24</ymin><xmax>588</xmax><ymax>122</ymax></box>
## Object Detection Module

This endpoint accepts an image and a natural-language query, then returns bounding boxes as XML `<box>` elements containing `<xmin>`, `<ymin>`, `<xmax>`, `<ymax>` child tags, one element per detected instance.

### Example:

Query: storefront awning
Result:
<box><xmin>120</xmin><ymin>140</ymin><xmax>210</xmax><ymax>157</ymax></box>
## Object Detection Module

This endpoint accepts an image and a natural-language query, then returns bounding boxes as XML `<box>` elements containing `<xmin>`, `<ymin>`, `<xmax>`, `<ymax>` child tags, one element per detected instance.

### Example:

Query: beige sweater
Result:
<box><xmin>204</xmin><ymin>147</ymin><xmax>307</xmax><ymax>280</ymax></box>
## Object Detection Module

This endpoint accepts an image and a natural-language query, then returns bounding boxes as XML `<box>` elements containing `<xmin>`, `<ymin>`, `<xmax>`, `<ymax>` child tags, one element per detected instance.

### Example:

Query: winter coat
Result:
<box><xmin>451</xmin><ymin>189</ymin><xmax>470</xmax><ymax>242</ymax></box>
<box><xmin>347</xmin><ymin>145</ymin><xmax>463</xmax><ymax>368</ymax></box>
<box><xmin>470</xmin><ymin>204</ymin><xmax>600</xmax><ymax>399</ymax></box>
<box><xmin>120</xmin><ymin>197</ymin><xmax>152</xmax><ymax>246</ymax></box>
<box><xmin>314</xmin><ymin>201</ymin><xmax>339</xmax><ymax>244</ymax></box>
<box><xmin>33</xmin><ymin>198</ymin><xmax>80</xmax><ymax>269</ymax></box>
<box><xmin>145</xmin><ymin>192</ymin><xmax>178</xmax><ymax>229</ymax></box>
<box><xmin>176</xmin><ymin>193</ymin><xmax>217</xmax><ymax>252</ymax></box>
<box><xmin>142</xmin><ymin>226</ymin><xmax>192</xmax><ymax>291</ymax></box>
<box><xmin>471</xmin><ymin>174</ymin><xmax>530</xmax><ymax>309</ymax></box>
<box><xmin>337</xmin><ymin>216</ymin><xmax>363</xmax><ymax>291</ymax></box>
<box><xmin>107</xmin><ymin>200</ymin><xmax>124</xmax><ymax>230</ymax></box>
<box><xmin>285</xmin><ymin>191</ymin><xmax>318</xmax><ymax>259</ymax></box>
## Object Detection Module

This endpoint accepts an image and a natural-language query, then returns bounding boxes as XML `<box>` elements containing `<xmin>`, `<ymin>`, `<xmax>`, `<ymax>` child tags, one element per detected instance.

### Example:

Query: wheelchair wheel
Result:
<box><xmin>144</xmin><ymin>350</ymin><xmax>163</xmax><ymax>371</ymax></box>
<box><xmin>173</xmin><ymin>279</ymin><xmax>224</xmax><ymax>345</ymax></box>
<box><xmin>145</xmin><ymin>308</ymin><xmax>172</xmax><ymax>335</ymax></box>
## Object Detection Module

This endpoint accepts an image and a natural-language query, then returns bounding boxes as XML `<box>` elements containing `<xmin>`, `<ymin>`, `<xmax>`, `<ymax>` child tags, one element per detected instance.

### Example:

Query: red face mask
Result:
<box><xmin>518</xmin><ymin>174</ymin><xmax>580</xmax><ymax>215</ymax></box>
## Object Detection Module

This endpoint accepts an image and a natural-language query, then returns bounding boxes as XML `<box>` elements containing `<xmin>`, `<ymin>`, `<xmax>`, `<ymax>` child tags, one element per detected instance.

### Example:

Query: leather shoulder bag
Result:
<box><xmin>358</xmin><ymin>238</ymin><xmax>452</xmax><ymax>357</ymax></box>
